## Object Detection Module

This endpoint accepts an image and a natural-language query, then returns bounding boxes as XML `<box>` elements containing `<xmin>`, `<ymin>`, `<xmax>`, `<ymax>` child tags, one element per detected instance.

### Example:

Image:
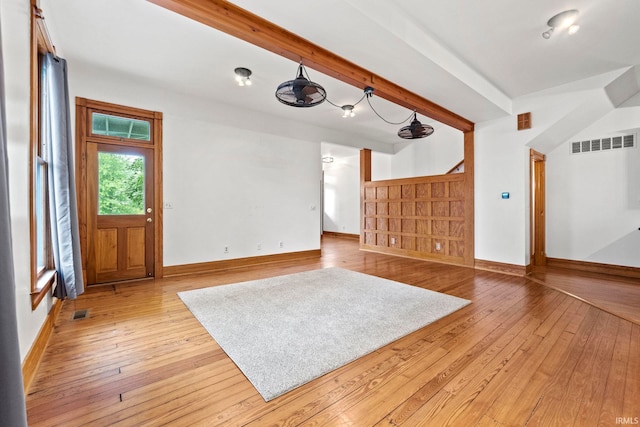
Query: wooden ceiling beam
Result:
<box><xmin>147</xmin><ymin>0</ymin><xmax>474</xmax><ymax>132</ymax></box>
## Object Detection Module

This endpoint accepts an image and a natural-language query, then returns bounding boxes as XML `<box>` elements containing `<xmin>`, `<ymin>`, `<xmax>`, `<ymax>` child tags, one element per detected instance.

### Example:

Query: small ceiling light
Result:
<box><xmin>542</xmin><ymin>9</ymin><xmax>580</xmax><ymax>39</ymax></box>
<box><xmin>322</xmin><ymin>156</ymin><xmax>334</xmax><ymax>163</ymax></box>
<box><xmin>275</xmin><ymin>62</ymin><xmax>326</xmax><ymax>107</ymax></box>
<box><xmin>341</xmin><ymin>105</ymin><xmax>355</xmax><ymax>118</ymax></box>
<box><xmin>234</xmin><ymin>67</ymin><xmax>252</xmax><ymax>86</ymax></box>
<box><xmin>397</xmin><ymin>112</ymin><xmax>434</xmax><ymax>139</ymax></box>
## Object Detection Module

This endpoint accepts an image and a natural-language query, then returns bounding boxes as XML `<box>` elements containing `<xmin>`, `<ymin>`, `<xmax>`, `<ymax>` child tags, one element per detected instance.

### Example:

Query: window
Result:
<box><xmin>91</xmin><ymin>113</ymin><xmax>151</xmax><ymax>141</ymax></box>
<box><xmin>34</xmin><ymin>157</ymin><xmax>49</xmax><ymax>274</ymax></box>
<box><xmin>30</xmin><ymin>2</ymin><xmax>56</xmax><ymax>308</ymax></box>
<box><xmin>98</xmin><ymin>152</ymin><xmax>145</xmax><ymax>215</ymax></box>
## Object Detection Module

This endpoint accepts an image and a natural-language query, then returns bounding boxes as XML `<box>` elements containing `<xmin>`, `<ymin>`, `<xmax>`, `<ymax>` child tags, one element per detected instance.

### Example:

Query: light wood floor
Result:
<box><xmin>26</xmin><ymin>236</ymin><xmax>639</xmax><ymax>426</ymax></box>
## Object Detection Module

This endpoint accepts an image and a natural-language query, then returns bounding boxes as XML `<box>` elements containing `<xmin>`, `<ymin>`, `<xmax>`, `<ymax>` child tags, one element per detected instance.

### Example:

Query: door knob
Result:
<box><xmin>147</xmin><ymin>218</ymin><xmax>152</xmax><ymax>223</ymax></box>
<box><xmin>147</xmin><ymin>207</ymin><xmax>153</xmax><ymax>213</ymax></box>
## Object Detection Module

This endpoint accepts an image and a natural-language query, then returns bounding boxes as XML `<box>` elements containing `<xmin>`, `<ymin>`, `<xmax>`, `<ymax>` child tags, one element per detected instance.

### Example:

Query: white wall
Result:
<box><xmin>322</xmin><ymin>146</ymin><xmax>360</xmax><ymax>235</ymax></box>
<box><xmin>320</xmin><ymin>144</ymin><xmax>393</xmax><ymax>235</ymax></box>
<box><xmin>546</xmin><ymin>111</ymin><xmax>640</xmax><ymax>267</ymax></box>
<box><xmin>475</xmin><ymin>75</ymin><xmax>640</xmax><ymax>267</ymax></box>
<box><xmin>390</xmin><ymin>126</ymin><xmax>463</xmax><ymax>178</ymax></box>
<box><xmin>3</xmin><ymin>0</ymin><xmax>56</xmax><ymax>360</ymax></box>
<box><xmin>474</xmin><ymin>116</ymin><xmax>532</xmax><ymax>265</ymax></box>
<box><xmin>65</xmin><ymin>61</ymin><xmax>322</xmax><ymax>266</ymax></box>
<box><xmin>163</xmin><ymin>116</ymin><xmax>321</xmax><ymax>265</ymax></box>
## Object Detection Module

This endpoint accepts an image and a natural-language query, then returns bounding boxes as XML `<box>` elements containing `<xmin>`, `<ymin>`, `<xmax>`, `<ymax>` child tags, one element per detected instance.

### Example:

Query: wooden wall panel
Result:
<box><xmin>360</xmin><ymin>149</ymin><xmax>473</xmax><ymax>265</ymax></box>
<box><xmin>359</xmin><ymin>131</ymin><xmax>475</xmax><ymax>267</ymax></box>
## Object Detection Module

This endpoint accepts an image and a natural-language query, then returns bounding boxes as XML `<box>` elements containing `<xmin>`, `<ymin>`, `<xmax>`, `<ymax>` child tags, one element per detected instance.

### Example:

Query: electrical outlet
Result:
<box><xmin>163</xmin><ymin>201</ymin><xmax>173</xmax><ymax>209</ymax></box>
<box><xmin>257</xmin><ymin>243</ymin><xmax>262</xmax><ymax>251</ymax></box>
<box><xmin>390</xmin><ymin>237</ymin><xmax>396</xmax><ymax>245</ymax></box>
<box><xmin>435</xmin><ymin>242</ymin><xmax>441</xmax><ymax>251</ymax></box>
<box><xmin>224</xmin><ymin>246</ymin><xmax>229</xmax><ymax>254</ymax></box>
<box><xmin>279</xmin><ymin>241</ymin><xmax>284</xmax><ymax>248</ymax></box>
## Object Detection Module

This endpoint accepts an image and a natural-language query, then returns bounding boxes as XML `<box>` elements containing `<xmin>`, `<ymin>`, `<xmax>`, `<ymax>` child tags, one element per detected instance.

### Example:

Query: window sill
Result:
<box><xmin>31</xmin><ymin>269</ymin><xmax>56</xmax><ymax>310</ymax></box>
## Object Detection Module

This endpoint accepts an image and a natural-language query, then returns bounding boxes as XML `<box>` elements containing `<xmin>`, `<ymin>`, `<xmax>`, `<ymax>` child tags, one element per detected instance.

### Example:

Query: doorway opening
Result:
<box><xmin>530</xmin><ymin>149</ymin><xmax>546</xmax><ymax>267</ymax></box>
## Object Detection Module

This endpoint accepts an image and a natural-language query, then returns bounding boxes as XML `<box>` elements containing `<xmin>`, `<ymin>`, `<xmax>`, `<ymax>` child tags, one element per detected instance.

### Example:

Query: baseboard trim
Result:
<box><xmin>164</xmin><ymin>249</ymin><xmax>322</xmax><ymax>277</ymax></box>
<box><xmin>546</xmin><ymin>257</ymin><xmax>640</xmax><ymax>280</ymax></box>
<box><xmin>322</xmin><ymin>231</ymin><xmax>359</xmax><ymax>240</ymax></box>
<box><xmin>22</xmin><ymin>297</ymin><xmax>62</xmax><ymax>394</ymax></box>
<box><xmin>475</xmin><ymin>259</ymin><xmax>528</xmax><ymax>276</ymax></box>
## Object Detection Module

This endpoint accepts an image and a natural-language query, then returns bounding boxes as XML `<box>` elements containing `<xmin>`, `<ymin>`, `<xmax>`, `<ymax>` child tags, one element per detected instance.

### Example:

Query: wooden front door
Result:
<box><xmin>76</xmin><ymin>98</ymin><xmax>163</xmax><ymax>286</ymax></box>
<box><xmin>87</xmin><ymin>143</ymin><xmax>154</xmax><ymax>283</ymax></box>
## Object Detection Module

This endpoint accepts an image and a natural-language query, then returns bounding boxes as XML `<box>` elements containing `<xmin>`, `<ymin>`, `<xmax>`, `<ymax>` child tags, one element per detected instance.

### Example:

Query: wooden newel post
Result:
<box><xmin>360</xmin><ymin>149</ymin><xmax>372</xmax><ymax>247</ymax></box>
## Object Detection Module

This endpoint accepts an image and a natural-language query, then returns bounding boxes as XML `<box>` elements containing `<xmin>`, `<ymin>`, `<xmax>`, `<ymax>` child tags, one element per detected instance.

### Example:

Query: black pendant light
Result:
<box><xmin>275</xmin><ymin>63</ymin><xmax>326</xmax><ymax>107</ymax></box>
<box><xmin>397</xmin><ymin>112</ymin><xmax>434</xmax><ymax>139</ymax></box>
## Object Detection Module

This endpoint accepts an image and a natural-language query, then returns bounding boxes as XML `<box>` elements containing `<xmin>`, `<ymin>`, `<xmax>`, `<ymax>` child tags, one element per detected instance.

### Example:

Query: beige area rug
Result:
<box><xmin>178</xmin><ymin>267</ymin><xmax>471</xmax><ymax>401</ymax></box>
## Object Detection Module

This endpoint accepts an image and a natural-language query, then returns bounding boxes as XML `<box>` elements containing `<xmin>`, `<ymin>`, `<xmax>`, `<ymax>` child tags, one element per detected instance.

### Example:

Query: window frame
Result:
<box><xmin>30</xmin><ymin>2</ymin><xmax>57</xmax><ymax>309</ymax></box>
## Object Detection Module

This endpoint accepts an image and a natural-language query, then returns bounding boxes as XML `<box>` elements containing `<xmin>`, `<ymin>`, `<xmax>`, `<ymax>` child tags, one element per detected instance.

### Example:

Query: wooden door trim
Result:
<box><xmin>530</xmin><ymin>149</ymin><xmax>546</xmax><ymax>267</ymax></box>
<box><xmin>76</xmin><ymin>98</ymin><xmax>164</xmax><ymax>284</ymax></box>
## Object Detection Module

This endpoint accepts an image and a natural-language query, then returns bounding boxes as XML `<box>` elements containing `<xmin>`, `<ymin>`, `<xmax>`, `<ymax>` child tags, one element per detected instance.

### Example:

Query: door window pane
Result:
<box><xmin>98</xmin><ymin>152</ymin><xmax>145</xmax><ymax>215</ymax></box>
<box><xmin>92</xmin><ymin>113</ymin><xmax>151</xmax><ymax>141</ymax></box>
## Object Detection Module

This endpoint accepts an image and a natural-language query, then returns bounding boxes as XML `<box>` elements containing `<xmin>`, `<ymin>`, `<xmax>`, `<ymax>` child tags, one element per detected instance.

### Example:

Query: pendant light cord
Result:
<box><xmin>326</xmin><ymin>89</ymin><xmax>415</xmax><ymax>125</ymax></box>
<box><xmin>291</xmin><ymin>61</ymin><xmax>419</xmax><ymax>127</ymax></box>
<box><xmin>325</xmin><ymin>92</ymin><xmax>366</xmax><ymax>109</ymax></box>
<box><xmin>366</xmin><ymin>94</ymin><xmax>415</xmax><ymax>125</ymax></box>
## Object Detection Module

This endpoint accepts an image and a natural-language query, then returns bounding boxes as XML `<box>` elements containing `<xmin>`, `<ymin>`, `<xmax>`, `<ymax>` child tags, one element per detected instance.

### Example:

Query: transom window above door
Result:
<box><xmin>91</xmin><ymin>112</ymin><xmax>151</xmax><ymax>141</ymax></box>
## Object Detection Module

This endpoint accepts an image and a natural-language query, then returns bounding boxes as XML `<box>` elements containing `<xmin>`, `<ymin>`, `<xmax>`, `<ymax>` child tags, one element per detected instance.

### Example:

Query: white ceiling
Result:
<box><xmin>42</xmin><ymin>0</ymin><xmax>640</xmax><ymax>151</ymax></box>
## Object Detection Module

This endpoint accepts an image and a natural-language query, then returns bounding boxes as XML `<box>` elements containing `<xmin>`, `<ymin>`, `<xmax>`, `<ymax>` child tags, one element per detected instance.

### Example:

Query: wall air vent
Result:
<box><xmin>571</xmin><ymin>134</ymin><xmax>635</xmax><ymax>154</ymax></box>
<box><xmin>581</xmin><ymin>140</ymin><xmax>590</xmax><ymax>152</ymax></box>
<box><xmin>623</xmin><ymin>134</ymin><xmax>634</xmax><ymax>148</ymax></box>
<box><xmin>572</xmin><ymin>142</ymin><xmax>581</xmax><ymax>154</ymax></box>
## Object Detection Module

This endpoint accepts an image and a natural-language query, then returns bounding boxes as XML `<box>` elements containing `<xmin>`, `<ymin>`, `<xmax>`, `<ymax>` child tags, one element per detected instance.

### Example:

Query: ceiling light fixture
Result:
<box><xmin>234</xmin><ymin>67</ymin><xmax>252</xmax><ymax>86</ymax></box>
<box><xmin>542</xmin><ymin>9</ymin><xmax>580</xmax><ymax>39</ymax></box>
<box><xmin>341</xmin><ymin>105</ymin><xmax>355</xmax><ymax>118</ymax></box>
<box><xmin>275</xmin><ymin>62</ymin><xmax>326</xmax><ymax>107</ymax></box>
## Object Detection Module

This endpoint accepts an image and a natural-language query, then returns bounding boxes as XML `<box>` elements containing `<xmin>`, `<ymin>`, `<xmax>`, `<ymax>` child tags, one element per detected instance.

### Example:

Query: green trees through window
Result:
<box><xmin>98</xmin><ymin>152</ymin><xmax>145</xmax><ymax>215</ymax></box>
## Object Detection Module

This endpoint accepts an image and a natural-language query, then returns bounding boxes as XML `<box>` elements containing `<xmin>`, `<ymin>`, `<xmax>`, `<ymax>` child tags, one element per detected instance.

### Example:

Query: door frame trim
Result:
<box><xmin>530</xmin><ymin>149</ymin><xmax>546</xmax><ymax>267</ymax></box>
<box><xmin>76</xmin><ymin>97</ymin><xmax>164</xmax><ymax>284</ymax></box>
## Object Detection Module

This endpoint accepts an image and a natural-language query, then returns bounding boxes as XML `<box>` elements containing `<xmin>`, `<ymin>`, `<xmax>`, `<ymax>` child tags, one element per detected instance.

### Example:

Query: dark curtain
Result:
<box><xmin>0</xmin><ymin>21</ymin><xmax>29</xmax><ymax>427</ymax></box>
<box><xmin>41</xmin><ymin>53</ymin><xmax>84</xmax><ymax>299</ymax></box>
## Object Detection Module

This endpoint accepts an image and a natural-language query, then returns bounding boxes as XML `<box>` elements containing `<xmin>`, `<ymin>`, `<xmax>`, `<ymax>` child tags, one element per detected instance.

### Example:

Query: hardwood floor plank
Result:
<box><xmin>387</xmin><ymin>290</ymin><xmax>562</xmax><ymax>426</ymax></box>
<box><xmin>512</xmin><ymin>307</ymin><xmax>603</xmax><ymax>426</ymax></box>
<box><xmin>598</xmin><ymin>320</ymin><xmax>633</xmax><ymax>427</ymax></box>
<box><xmin>386</xmin><ymin>283</ymin><xmax>569</xmax><ymax>425</ymax></box>
<box><xmin>483</xmin><ymin>300</ymin><xmax>588</xmax><ymax>425</ymax></box>
<box><xmin>623</xmin><ymin>324</ymin><xmax>640</xmax><ymax>418</ymax></box>
<box><xmin>311</xmin><ymin>282</ymin><xmax>549</xmax><ymax>426</ymax></box>
<box><xmin>529</xmin><ymin>269</ymin><xmax>640</xmax><ymax>325</ymax></box>
<box><xmin>548</xmin><ymin>311</ymin><xmax>611</xmax><ymax>426</ymax></box>
<box><xmin>25</xmin><ymin>236</ymin><xmax>639</xmax><ymax>426</ymax></box>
